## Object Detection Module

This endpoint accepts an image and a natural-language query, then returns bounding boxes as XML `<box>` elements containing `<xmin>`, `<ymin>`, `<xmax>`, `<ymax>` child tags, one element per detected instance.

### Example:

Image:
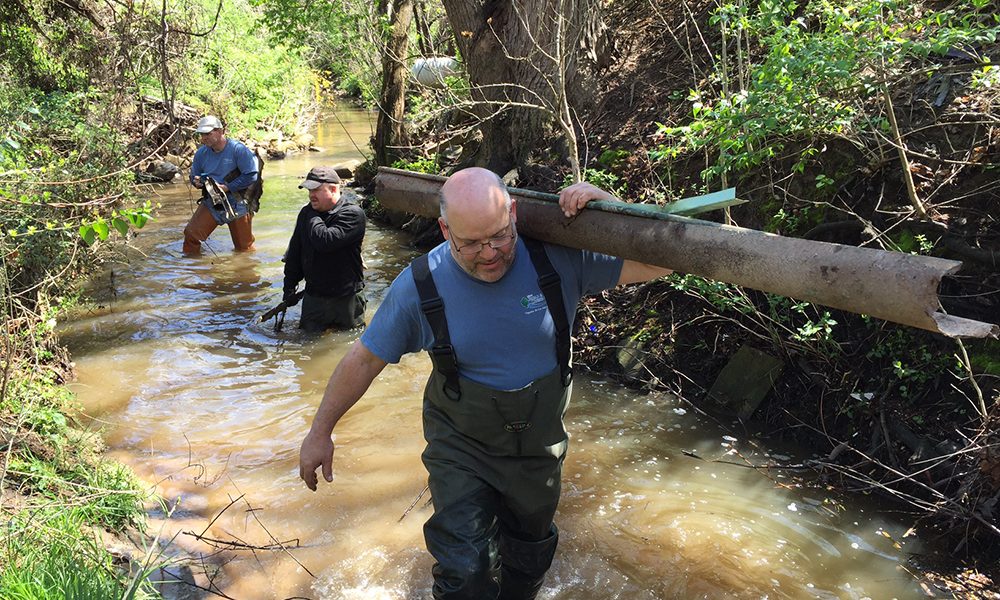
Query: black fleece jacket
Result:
<box><xmin>283</xmin><ymin>199</ymin><xmax>366</xmax><ymax>299</ymax></box>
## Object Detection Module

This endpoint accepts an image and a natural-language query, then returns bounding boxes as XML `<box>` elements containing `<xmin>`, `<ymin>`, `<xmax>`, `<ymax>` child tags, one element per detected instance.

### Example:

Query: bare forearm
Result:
<box><xmin>618</xmin><ymin>260</ymin><xmax>672</xmax><ymax>285</ymax></box>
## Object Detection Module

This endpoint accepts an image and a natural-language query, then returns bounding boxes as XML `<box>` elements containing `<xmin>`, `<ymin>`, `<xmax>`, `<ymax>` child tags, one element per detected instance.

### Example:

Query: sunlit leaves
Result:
<box><xmin>650</xmin><ymin>0</ymin><xmax>1000</xmax><ymax>182</ymax></box>
<box><xmin>90</xmin><ymin>219</ymin><xmax>108</xmax><ymax>241</ymax></box>
<box><xmin>78</xmin><ymin>223</ymin><xmax>96</xmax><ymax>245</ymax></box>
<box><xmin>76</xmin><ymin>206</ymin><xmax>152</xmax><ymax>246</ymax></box>
<box><xmin>111</xmin><ymin>217</ymin><xmax>129</xmax><ymax>237</ymax></box>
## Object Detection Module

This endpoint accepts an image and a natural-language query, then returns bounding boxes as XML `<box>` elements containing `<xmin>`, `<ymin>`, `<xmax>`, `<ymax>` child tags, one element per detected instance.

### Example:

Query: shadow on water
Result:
<box><xmin>60</xmin><ymin>103</ymin><xmax>929</xmax><ymax>599</ymax></box>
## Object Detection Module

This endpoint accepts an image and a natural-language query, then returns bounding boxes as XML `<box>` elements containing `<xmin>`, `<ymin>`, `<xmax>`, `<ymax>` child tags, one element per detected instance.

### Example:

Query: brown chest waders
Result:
<box><xmin>183</xmin><ymin>165</ymin><xmax>258</xmax><ymax>253</ymax></box>
<box><xmin>412</xmin><ymin>238</ymin><xmax>572</xmax><ymax>600</ymax></box>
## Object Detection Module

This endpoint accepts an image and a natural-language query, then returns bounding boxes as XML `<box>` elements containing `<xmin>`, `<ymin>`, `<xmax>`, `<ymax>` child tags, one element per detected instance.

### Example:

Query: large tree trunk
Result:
<box><xmin>440</xmin><ymin>0</ymin><xmax>602</xmax><ymax>175</ymax></box>
<box><xmin>374</xmin><ymin>0</ymin><xmax>414</xmax><ymax>167</ymax></box>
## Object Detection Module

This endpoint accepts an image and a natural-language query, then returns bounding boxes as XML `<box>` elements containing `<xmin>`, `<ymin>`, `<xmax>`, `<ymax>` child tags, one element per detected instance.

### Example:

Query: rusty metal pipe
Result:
<box><xmin>375</xmin><ymin>167</ymin><xmax>997</xmax><ymax>338</ymax></box>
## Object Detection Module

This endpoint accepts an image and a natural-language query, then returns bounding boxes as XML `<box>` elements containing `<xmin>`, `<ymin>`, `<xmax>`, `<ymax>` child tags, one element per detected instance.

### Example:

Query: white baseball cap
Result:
<box><xmin>195</xmin><ymin>115</ymin><xmax>223</xmax><ymax>133</ymax></box>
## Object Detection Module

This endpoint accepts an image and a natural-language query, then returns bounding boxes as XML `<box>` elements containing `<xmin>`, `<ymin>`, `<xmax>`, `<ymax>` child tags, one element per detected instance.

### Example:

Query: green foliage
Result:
<box><xmin>0</xmin><ymin>510</ymin><xmax>159</xmax><ymax>599</ymax></box>
<box><xmin>669</xmin><ymin>274</ymin><xmax>842</xmax><ymax>356</ymax></box>
<box><xmin>596</xmin><ymin>149</ymin><xmax>631</xmax><ymax>171</ymax></box>
<box><xmin>650</xmin><ymin>0</ymin><xmax>1000</xmax><ymax>182</ymax></box>
<box><xmin>963</xmin><ymin>338</ymin><xmax>1000</xmax><ymax>376</ymax></box>
<box><xmin>249</xmin><ymin>0</ymin><xmax>348</xmax><ymax>46</ymax></box>
<box><xmin>0</xmin><ymin>312</ymin><xmax>153</xmax><ymax>597</ymax></box>
<box><xmin>814</xmin><ymin>173</ymin><xmax>835</xmax><ymax>190</ymax></box>
<box><xmin>1</xmin><ymin>91</ymin><xmax>151</xmax><ymax>292</ymax></box>
<box><xmin>788</xmin><ymin>303</ymin><xmax>837</xmax><ymax>343</ymax></box>
<box><xmin>249</xmin><ymin>0</ymin><xmax>388</xmax><ymax>106</ymax></box>
<box><xmin>563</xmin><ymin>168</ymin><xmax>626</xmax><ymax>197</ymax></box>
<box><xmin>391</xmin><ymin>156</ymin><xmax>441</xmax><ymax>174</ymax></box>
<box><xmin>891</xmin><ymin>230</ymin><xmax>936</xmax><ymax>255</ymax></box>
<box><xmin>669</xmin><ymin>274</ymin><xmax>757</xmax><ymax>314</ymax></box>
<box><xmin>165</xmin><ymin>0</ymin><xmax>317</xmax><ymax>137</ymax></box>
<box><xmin>970</xmin><ymin>63</ymin><xmax>1000</xmax><ymax>91</ymax></box>
<box><xmin>0</xmin><ymin>1</ymin><xmax>95</xmax><ymax>92</ymax></box>
<box><xmin>407</xmin><ymin>73</ymin><xmax>471</xmax><ymax>123</ymax></box>
<box><xmin>2</xmin><ymin>375</ymin><xmax>147</xmax><ymax>532</ymax></box>
<box><xmin>866</xmin><ymin>328</ymin><xmax>956</xmax><ymax>401</ymax></box>
<box><xmin>766</xmin><ymin>204</ymin><xmax>824</xmax><ymax>235</ymax></box>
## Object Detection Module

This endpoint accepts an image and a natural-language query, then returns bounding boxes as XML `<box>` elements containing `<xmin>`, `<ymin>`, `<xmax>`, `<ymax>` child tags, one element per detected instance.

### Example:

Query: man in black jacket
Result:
<box><xmin>283</xmin><ymin>166</ymin><xmax>366</xmax><ymax>332</ymax></box>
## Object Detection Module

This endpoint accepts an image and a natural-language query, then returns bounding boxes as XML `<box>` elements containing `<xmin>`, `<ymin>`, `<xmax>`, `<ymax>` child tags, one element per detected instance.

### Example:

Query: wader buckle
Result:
<box><xmin>429</xmin><ymin>343</ymin><xmax>454</xmax><ymax>357</ymax></box>
<box><xmin>420</xmin><ymin>297</ymin><xmax>444</xmax><ymax>315</ymax></box>
<box><xmin>428</xmin><ymin>344</ymin><xmax>461</xmax><ymax>401</ymax></box>
<box><xmin>504</xmin><ymin>421</ymin><xmax>532</xmax><ymax>433</ymax></box>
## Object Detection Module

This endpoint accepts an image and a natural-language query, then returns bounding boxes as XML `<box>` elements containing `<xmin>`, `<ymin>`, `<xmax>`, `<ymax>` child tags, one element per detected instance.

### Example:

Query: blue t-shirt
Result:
<box><xmin>189</xmin><ymin>139</ymin><xmax>258</xmax><ymax>195</ymax></box>
<box><xmin>361</xmin><ymin>237</ymin><xmax>623</xmax><ymax>390</ymax></box>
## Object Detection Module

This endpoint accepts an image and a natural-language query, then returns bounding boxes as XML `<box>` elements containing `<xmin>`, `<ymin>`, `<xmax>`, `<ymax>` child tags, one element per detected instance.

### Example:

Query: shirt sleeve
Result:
<box><xmin>308</xmin><ymin>205</ymin><xmax>366</xmax><ymax>252</ymax></box>
<box><xmin>359</xmin><ymin>267</ymin><xmax>431</xmax><ymax>364</ymax></box>
<box><xmin>579</xmin><ymin>250</ymin><xmax>624</xmax><ymax>295</ymax></box>
<box><xmin>545</xmin><ymin>243</ymin><xmax>623</xmax><ymax>298</ymax></box>
<box><xmin>283</xmin><ymin>210</ymin><xmax>304</xmax><ymax>296</ymax></box>
<box><xmin>226</xmin><ymin>143</ymin><xmax>259</xmax><ymax>192</ymax></box>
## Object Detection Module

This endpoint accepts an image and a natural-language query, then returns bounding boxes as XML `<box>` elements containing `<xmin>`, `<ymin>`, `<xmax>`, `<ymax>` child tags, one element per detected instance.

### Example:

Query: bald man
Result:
<box><xmin>299</xmin><ymin>167</ymin><xmax>671</xmax><ymax>599</ymax></box>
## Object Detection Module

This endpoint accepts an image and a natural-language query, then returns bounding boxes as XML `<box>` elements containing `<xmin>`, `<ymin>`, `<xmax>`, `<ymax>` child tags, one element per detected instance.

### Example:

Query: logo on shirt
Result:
<box><xmin>520</xmin><ymin>293</ymin><xmax>546</xmax><ymax>313</ymax></box>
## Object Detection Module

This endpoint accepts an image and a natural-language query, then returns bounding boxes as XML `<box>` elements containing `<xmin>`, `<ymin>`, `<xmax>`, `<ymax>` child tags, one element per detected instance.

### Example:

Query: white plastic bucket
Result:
<box><xmin>411</xmin><ymin>57</ymin><xmax>460</xmax><ymax>88</ymax></box>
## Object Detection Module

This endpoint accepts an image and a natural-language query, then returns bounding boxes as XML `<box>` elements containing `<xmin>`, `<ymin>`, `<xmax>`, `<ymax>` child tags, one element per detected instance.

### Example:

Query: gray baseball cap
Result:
<box><xmin>299</xmin><ymin>166</ymin><xmax>342</xmax><ymax>190</ymax></box>
<box><xmin>195</xmin><ymin>115</ymin><xmax>223</xmax><ymax>133</ymax></box>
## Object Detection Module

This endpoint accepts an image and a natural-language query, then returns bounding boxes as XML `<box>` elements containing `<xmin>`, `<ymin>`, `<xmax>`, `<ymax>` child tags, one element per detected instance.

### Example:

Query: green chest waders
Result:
<box><xmin>413</xmin><ymin>238</ymin><xmax>572</xmax><ymax>600</ymax></box>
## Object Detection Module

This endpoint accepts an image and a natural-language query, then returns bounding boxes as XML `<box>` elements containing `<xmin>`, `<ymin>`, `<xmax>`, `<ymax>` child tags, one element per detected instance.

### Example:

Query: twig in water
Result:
<box><xmin>399</xmin><ymin>485</ymin><xmax>430</xmax><ymax>522</ymax></box>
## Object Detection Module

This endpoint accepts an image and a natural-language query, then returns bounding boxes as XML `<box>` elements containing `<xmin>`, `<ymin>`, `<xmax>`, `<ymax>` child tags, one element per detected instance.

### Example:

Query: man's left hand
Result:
<box><xmin>558</xmin><ymin>181</ymin><xmax>616</xmax><ymax>218</ymax></box>
<box><xmin>283</xmin><ymin>290</ymin><xmax>301</xmax><ymax>307</ymax></box>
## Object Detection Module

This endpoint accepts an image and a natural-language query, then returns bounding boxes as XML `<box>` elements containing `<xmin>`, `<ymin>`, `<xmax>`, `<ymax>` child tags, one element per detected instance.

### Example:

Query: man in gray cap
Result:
<box><xmin>282</xmin><ymin>166</ymin><xmax>367</xmax><ymax>332</ymax></box>
<box><xmin>183</xmin><ymin>115</ymin><xmax>260</xmax><ymax>254</ymax></box>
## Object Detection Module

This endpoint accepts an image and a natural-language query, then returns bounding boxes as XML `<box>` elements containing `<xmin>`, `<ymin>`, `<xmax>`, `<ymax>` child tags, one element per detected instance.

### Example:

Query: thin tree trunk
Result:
<box><xmin>374</xmin><ymin>0</ymin><xmax>414</xmax><ymax>167</ymax></box>
<box><xmin>414</xmin><ymin>0</ymin><xmax>432</xmax><ymax>56</ymax></box>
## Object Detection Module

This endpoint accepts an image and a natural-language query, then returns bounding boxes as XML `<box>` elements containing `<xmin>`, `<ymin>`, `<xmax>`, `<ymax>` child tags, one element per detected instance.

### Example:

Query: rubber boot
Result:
<box><xmin>498</xmin><ymin>526</ymin><xmax>558</xmax><ymax>600</ymax></box>
<box><xmin>425</xmin><ymin>489</ymin><xmax>501</xmax><ymax>600</ymax></box>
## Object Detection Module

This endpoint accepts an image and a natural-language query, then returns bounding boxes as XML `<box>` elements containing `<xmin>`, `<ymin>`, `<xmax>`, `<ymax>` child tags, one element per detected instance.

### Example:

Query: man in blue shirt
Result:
<box><xmin>299</xmin><ymin>167</ymin><xmax>671</xmax><ymax>599</ymax></box>
<box><xmin>183</xmin><ymin>115</ymin><xmax>260</xmax><ymax>254</ymax></box>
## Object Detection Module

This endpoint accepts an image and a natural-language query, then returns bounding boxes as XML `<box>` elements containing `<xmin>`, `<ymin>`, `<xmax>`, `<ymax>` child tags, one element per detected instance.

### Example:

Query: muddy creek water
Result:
<box><xmin>59</xmin><ymin>105</ymin><xmax>927</xmax><ymax>599</ymax></box>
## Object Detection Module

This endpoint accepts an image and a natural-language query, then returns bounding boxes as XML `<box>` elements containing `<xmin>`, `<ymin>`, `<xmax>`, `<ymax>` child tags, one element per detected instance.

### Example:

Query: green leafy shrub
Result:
<box><xmin>1</xmin><ymin>91</ymin><xmax>151</xmax><ymax>292</ymax></box>
<box><xmin>391</xmin><ymin>156</ymin><xmax>441</xmax><ymax>174</ymax></box>
<box><xmin>250</xmin><ymin>0</ymin><xmax>385</xmax><ymax>106</ymax></box>
<box><xmin>866</xmin><ymin>328</ymin><xmax>957</xmax><ymax>402</ymax></box>
<box><xmin>650</xmin><ymin>0</ymin><xmax>1000</xmax><ymax>182</ymax></box>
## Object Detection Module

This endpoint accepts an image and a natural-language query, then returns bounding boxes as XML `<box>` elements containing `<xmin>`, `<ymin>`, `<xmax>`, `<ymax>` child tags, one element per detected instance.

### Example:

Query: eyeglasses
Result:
<box><xmin>448</xmin><ymin>220</ymin><xmax>517</xmax><ymax>256</ymax></box>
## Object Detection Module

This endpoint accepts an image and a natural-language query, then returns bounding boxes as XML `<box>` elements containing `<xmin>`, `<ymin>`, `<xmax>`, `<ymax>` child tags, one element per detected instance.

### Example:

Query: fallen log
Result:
<box><xmin>374</xmin><ymin>167</ymin><xmax>998</xmax><ymax>338</ymax></box>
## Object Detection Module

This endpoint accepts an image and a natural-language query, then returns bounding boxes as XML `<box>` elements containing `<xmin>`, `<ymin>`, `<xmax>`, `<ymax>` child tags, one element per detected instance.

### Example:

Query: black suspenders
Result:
<box><xmin>523</xmin><ymin>237</ymin><xmax>573</xmax><ymax>388</ymax></box>
<box><xmin>412</xmin><ymin>237</ymin><xmax>573</xmax><ymax>401</ymax></box>
<box><xmin>413</xmin><ymin>255</ymin><xmax>462</xmax><ymax>401</ymax></box>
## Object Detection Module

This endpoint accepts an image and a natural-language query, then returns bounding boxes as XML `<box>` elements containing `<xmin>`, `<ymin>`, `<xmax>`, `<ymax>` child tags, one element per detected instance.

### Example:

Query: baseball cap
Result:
<box><xmin>195</xmin><ymin>115</ymin><xmax>223</xmax><ymax>133</ymax></box>
<box><xmin>299</xmin><ymin>166</ymin><xmax>342</xmax><ymax>190</ymax></box>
